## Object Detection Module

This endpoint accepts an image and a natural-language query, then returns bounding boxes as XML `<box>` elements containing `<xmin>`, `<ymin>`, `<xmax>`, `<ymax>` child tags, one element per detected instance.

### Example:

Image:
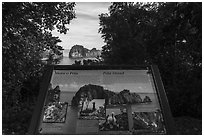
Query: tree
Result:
<box><xmin>143</xmin><ymin>2</ymin><xmax>202</xmax><ymax>118</ymax></box>
<box><xmin>99</xmin><ymin>2</ymin><xmax>202</xmax><ymax>118</ymax></box>
<box><xmin>99</xmin><ymin>2</ymin><xmax>160</xmax><ymax>65</ymax></box>
<box><xmin>2</xmin><ymin>2</ymin><xmax>75</xmax><ymax>134</ymax></box>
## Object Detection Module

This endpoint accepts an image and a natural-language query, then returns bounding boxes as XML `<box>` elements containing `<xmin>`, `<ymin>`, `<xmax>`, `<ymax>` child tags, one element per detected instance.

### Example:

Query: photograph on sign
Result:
<box><xmin>99</xmin><ymin>107</ymin><xmax>129</xmax><ymax>131</ymax></box>
<box><xmin>79</xmin><ymin>99</ymin><xmax>106</xmax><ymax>120</ymax></box>
<box><xmin>43</xmin><ymin>102</ymin><xmax>68</xmax><ymax>123</ymax></box>
<box><xmin>38</xmin><ymin>69</ymin><xmax>166</xmax><ymax>134</ymax></box>
<box><xmin>132</xmin><ymin>111</ymin><xmax>166</xmax><ymax>134</ymax></box>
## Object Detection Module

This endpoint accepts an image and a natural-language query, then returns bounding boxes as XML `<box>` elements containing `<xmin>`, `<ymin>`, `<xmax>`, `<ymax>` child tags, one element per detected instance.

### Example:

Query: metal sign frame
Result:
<box><xmin>28</xmin><ymin>65</ymin><xmax>175</xmax><ymax>134</ymax></box>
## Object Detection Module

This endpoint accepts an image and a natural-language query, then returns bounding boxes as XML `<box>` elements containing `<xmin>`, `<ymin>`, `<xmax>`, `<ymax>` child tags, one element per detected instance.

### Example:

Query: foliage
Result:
<box><xmin>99</xmin><ymin>2</ymin><xmax>156</xmax><ymax>65</ymax></box>
<box><xmin>72</xmin><ymin>58</ymin><xmax>103</xmax><ymax>66</ymax></box>
<box><xmin>2</xmin><ymin>2</ymin><xmax>75</xmax><ymax>134</ymax></box>
<box><xmin>99</xmin><ymin>2</ymin><xmax>201</xmax><ymax>118</ymax></box>
<box><xmin>174</xmin><ymin>117</ymin><xmax>202</xmax><ymax>135</ymax></box>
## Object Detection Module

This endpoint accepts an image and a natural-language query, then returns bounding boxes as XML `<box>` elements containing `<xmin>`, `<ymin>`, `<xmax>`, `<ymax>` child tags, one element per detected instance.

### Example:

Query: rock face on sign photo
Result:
<box><xmin>71</xmin><ymin>84</ymin><xmax>151</xmax><ymax>107</ymax></box>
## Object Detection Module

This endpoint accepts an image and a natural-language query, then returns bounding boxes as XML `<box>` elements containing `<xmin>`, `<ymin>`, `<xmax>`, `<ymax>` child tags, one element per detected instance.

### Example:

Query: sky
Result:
<box><xmin>52</xmin><ymin>2</ymin><xmax>111</xmax><ymax>50</ymax></box>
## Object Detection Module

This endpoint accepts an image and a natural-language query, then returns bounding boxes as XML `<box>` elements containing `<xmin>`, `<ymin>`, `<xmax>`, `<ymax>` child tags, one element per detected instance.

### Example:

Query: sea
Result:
<box><xmin>58</xmin><ymin>56</ymin><xmax>75</xmax><ymax>65</ymax></box>
<box><xmin>58</xmin><ymin>49</ymin><xmax>99</xmax><ymax>65</ymax></box>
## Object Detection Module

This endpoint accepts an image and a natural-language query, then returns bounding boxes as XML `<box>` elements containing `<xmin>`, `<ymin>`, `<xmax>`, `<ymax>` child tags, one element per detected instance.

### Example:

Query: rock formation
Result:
<box><xmin>71</xmin><ymin>84</ymin><xmax>108</xmax><ymax>106</ymax></box>
<box><xmin>143</xmin><ymin>96</ymin><xmax>152</xmax><ymax>102</ymax></box>
<box><xmin>69</xmin><ymin>45</ymin><xmax>101</xmax><ymax>58</ymax></box>
<box><xmin>69</xmin><ymin>45</ymin><xmax>88</xmax><ymax>58</ymax></box>
<box><xmin>71</xmin><ymin>84</ymin><xmax>148</xmax><ymax>106</ymax></box>
<box><xmin>115</xmin><ymin>89</ymin><xmax>142</xmax><ymax>104</ymax></box>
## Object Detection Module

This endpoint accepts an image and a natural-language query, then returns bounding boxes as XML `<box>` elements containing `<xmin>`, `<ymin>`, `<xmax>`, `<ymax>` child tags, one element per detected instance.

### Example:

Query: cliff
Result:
<box><xmin>69</xmin><ymin>45</ymin><xmax>88</xmax><ymax>58</ymax></box>
<box><xmin>71</xmin><ymin>84</ymin><xmax>146</xmax><ymax>106</ymax></box>
<box><xmin>69</xmin><ymin>45</ymin><xmax>101</xmax><ymax>58</ymax></box>
<box><xmin>107</xmin><ymin>89</ymin><xmax>142</xmax><ymax>105</ymax></box>
<box><xmin>71</xmin><ymin>84</ymin><xmax>107</xmax><ymax>106</ymax></box>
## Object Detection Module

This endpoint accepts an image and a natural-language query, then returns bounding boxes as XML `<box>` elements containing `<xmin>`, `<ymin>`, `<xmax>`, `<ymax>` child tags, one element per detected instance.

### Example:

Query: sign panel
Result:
<box><xmin>29</xmin><ymin>65</ymin><xmax>175</xmax><ymax>135</ymax></box>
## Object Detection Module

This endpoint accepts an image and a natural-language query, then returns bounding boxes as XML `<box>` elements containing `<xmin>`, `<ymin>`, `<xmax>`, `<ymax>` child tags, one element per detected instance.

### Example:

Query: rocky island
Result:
<box><xmin>71</xmin><ymin>84</ymin><xmax>151</xmax><ymax>106</ymax></box>
<box><xmin>69</xmin><ymin>45</ymin><xmax>101</xmax><ymax>59</ymax></box>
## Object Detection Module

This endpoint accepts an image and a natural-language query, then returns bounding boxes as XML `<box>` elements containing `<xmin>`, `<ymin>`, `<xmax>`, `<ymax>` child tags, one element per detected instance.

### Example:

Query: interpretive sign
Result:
<box><xmin>28</xmin><ymin>65</ymin><xmax>175</xmax><ymax>135</ymax></box>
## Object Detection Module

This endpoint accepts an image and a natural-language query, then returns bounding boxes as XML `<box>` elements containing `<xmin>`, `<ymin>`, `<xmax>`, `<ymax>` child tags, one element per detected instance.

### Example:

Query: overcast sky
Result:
<box><xmin>52</xmin><ymin>2</ymin><xmax>111</xmax><ymax>50</ymax></box>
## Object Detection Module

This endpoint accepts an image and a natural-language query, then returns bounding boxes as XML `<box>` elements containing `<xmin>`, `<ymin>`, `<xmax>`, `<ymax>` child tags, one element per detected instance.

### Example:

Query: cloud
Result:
<box><xmin>52</xmin><ymin>2</ymin><xmax>110</xmax><ymax>50</ymax></box>
<box><xmin>75</xmin><ymin>2</ymin><xmax>110</xmax><ymax>20</ymax></box>
<box><xmin>77</xmin><ymin>11</ymin><xmax>98</xmax><ymax>20</ymax></box>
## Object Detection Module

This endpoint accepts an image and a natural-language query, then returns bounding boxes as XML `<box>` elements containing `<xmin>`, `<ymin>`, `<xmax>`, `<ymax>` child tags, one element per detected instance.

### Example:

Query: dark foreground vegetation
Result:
<box><xmin>2</xmin><ymin>2</ymin><xmax>76</xmax><ymax>134</ymax></box>
<box><xmin>2</xmin><ymin>2</ymin><xmax>201</xmax><ymax>134</ymax></box>
<box><xmin>174</xmin><ymin>117</ymin><xmax>202</xmax><ymax>135</ymax></box>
